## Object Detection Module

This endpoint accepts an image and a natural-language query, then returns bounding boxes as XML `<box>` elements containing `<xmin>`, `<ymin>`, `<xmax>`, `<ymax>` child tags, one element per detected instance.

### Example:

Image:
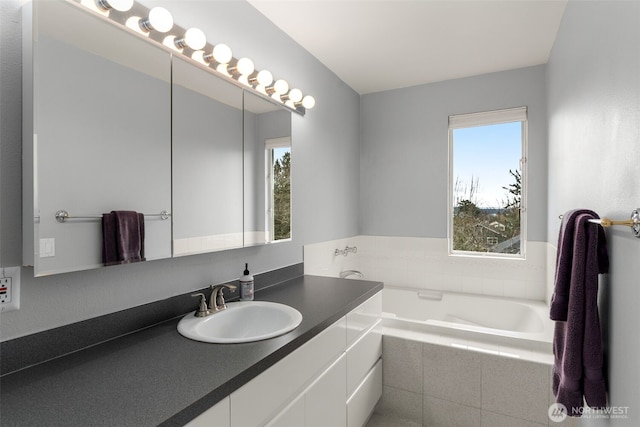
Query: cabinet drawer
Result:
<box><xmin>346</xmin><ymin>360</ymin><xmax>382</xmax><ymax>427</ymax></box>
<box><xmin>230</xmin><ymin>317</ymin><xmax>347</xmax><ymax>427</ymax></box>
<box><xmin>346</xmin><ymin>320</ymin><xmax>382</xmax><ymax>396</ymax></box>
<box><xmin>346</xmin><ymin>292</ymin><xmax>382</xmax><ymax>346</ymax></box>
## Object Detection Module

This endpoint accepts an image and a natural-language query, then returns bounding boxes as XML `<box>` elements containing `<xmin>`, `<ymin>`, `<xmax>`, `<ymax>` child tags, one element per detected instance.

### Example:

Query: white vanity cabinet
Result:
<box><xmin>230</xmin><ymin>316</ymin><xmax>347</xmax><ymax>426</ymax></box>
<box><xmin>266</xmin><ymin>354</ymin><xmax>347</xmax><ymax>427</ymax></box>
<box><xmin>185</xmin><ymin>291</ymin><xmax>382</xmax><ymax>427</ymax></box>
<box><xmin>346</xmin><ymin>292</ymin><xmax>383</xmax><ymax>427</ymax></box>
<box><xmin>184</xmin><ymin>397</ymin><xmax>230</xmax><ymax>427</ymax></box>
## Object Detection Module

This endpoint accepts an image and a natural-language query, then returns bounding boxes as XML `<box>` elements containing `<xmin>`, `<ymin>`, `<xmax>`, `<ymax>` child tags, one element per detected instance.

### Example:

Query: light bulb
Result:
<box><xmin>216</xmin><ymin>63</ymin><xmax>230</xmax><ymax>76</ymax></box>
<box><xmin>125</xmin><ymin>16</ymin><xmax>146</xmax><ymax>34</ymax></box>
<box><xmin>302</xmin><ymin>95</ymin><xmax>316</xmax><ymax>109</ymax></box>
<box><xmin>273</xmin><ymin>79</ymin><xmax>289</xmax><ymax>95</ymax></box>
<box><xmin>81</xmin><ymin>0</ymin><xmax>106</xmax><ymax>14</ymax></box>
<box><xmin>236</xmin><ymin>58</ymin><xmax>255</xmax><ymax>76</ymax></box>
<box><xmin>212</xmin><ymin>44</ymin><xmax>233</xmax><ymax>64</ymax></box>
<box><xmin>176</xmin><ymin>28</ymin><xmax>206</xmax><ymax>50</ymax></box>
<box><xmin>192</xmin><ymin>51</ymin><xmax>207</xmax><ymax>65</ymax></box>
<box><xmin>162</xmin><ymin>35</ymin><xmax>179</xmax><ymax>51</ymax></box>
<box><xmin>256</xmin><ymin>70</ymin><xmax>273</xmax><ymax>87</ymax></box>
<box><xmin>96</xmin><ymin>0</ymin><xmax>133</xmax><ymax>12</ymax></box>
<box><xmin>140</xmin><ymin>7</ymin><xmax>173</xmax><ymax>33</ymax></box>
<box><xmin>288</xmin><ymin>88</ymin><xmax>303</xmax><ymax>103</ymax></box>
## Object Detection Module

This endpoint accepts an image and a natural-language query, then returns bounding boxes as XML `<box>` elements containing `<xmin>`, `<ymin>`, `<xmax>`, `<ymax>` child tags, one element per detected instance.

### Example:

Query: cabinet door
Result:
<box><xmin>172</xmin><ymin>57</ymin><xmax>243</xmax><ymax>256</ymax></box>
<box><xmin>184</xmin><ymin>397</ymin><xmax>230</xmax><ymax>427</ymax></box>
<box><xmin>26</xmin><ymin>1</ymin><xmax>171</xmax><ymax>275</ymax></box>
<box><xmin>265</xmin><ymin>394</ymin><xmax>305</xmax><ymax>427</ymax></box>
<box><xmin>306</xmin><ymin>353</ymin><xmax>347</xmax><ymax>427</ymax></box>
<box><xmin>230</xmin><ymin>317</ymin><xmax>346</xmax><ymax>426</ymax></box>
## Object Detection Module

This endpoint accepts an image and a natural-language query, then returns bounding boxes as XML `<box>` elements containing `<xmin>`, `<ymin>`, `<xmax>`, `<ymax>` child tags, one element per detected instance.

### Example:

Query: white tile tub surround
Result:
<box><xmin>377</xmin><ymin>337</ymin><xmax>578</xmax><ymax>427</ymax></box>
<box><xmin>303</xmin><ymin>236</ymin><xmax>364</xmax><ymax>278</ymax></box>
<box><xmin>304</xmin><ymin>236</ymin><xmax>549</xmax><ymax>301</ymax></box>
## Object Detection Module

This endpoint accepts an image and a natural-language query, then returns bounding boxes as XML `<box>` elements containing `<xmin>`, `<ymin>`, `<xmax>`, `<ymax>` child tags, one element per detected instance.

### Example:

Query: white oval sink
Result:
<box><xmin>177</xmin><ymin>301</ymin><xmax>303</xmax><ymax>344</ymax></box>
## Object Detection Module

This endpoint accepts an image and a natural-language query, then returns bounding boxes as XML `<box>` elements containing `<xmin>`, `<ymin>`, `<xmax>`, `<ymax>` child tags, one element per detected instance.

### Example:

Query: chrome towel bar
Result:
<box><xmin>55</xmin><ymin>210</ymin><xmax>171</xmax><ymax>223</ymax></box>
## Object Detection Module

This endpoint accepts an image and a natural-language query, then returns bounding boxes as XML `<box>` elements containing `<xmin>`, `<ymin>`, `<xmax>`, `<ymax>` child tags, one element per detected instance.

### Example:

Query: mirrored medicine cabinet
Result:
<box><xmin>23</xmin><ymin>0</ymin><xmax>293</xmax><ymax>276</ymax></box>
<box><xmin>243</xmin><ymin>91</ymin><xmax>292</xmax><ymax>247</ymax></box>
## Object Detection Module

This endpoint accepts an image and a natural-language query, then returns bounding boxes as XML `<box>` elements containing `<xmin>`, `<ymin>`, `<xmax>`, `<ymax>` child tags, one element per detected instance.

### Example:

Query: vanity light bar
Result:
<box><xmin>76</xmin><ymin>0</ymin><xmax>315</xmax><ymax>114</ymax></box>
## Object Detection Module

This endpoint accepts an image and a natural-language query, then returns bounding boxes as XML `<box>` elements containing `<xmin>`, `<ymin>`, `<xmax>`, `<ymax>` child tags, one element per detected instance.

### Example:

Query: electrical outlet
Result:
<box><xmin>0</xmin><ymin>266</ymin><xmax>20</xmax><ymax>313</ymax></box>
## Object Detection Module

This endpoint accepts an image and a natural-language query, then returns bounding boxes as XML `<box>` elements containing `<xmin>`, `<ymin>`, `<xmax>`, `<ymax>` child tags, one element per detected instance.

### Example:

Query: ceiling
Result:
<box><xmin>247</xmin><ymin>0</ymin><xmax>568</xmax><ymax>94</ymax></box>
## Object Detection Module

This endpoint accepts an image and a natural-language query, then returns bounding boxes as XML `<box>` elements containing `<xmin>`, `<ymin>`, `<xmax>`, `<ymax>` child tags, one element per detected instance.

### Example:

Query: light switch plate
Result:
<box><xmin>0</xmin><ymin>266</ymin><xmax>20</xmax><ymax>312</ymax></box>
<box><xmin>39</xmin><ymin>238</ymin><xmax>55</xmax><ymax>258</ymax></box>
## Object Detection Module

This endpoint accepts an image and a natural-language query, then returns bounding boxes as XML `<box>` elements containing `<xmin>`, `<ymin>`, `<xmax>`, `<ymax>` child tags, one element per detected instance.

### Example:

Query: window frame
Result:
<box><xmin>447</xmin><ymin>106</ymin><xmax>528</xmax><ymax>259</ymax></box>
<box><xmin>265</xmin><ymin>136</ymin><xmax>292</xmax><ymax>243</ymax></box>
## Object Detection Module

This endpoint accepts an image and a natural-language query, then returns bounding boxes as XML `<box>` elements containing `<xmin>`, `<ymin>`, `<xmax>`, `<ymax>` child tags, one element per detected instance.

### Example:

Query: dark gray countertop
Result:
<box><xmin>0</xmin><ymin>275</ymin><xmax>382</xmax><ymax>427</ymax></box>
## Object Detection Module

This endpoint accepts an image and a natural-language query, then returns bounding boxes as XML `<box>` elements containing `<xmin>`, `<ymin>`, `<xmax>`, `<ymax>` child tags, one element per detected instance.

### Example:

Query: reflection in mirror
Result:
<box><xmin>24</xmin><ymin>1</ymin><xmax>172</xmax><ymax>276</ymax></box>
<box><xmin>243</xmin><ymin>92</ymin><xmax>292</xmax><ymax>246</ymax></box>
<box><xmin>172</xmin><ymin>57</ymin><xmax>244</xmax><ymax>256</ymax></box>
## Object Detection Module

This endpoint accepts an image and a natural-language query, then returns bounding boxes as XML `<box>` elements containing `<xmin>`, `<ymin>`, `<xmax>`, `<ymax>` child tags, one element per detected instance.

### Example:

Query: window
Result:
<box><xmin>448</xmin><ymin>107</ymin><xmax>527</xmax><ymax>257</ymax></box>
<box><xmin>265</xmin><ymin>137</ymin><xmax>291</xmax><ymax>242</ymax></box>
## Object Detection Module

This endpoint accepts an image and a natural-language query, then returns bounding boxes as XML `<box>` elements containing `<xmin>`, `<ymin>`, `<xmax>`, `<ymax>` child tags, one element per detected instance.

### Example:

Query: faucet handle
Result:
<box><xmin>191</xmin><ymin>293</ymin><xmax>210</xmax><ymax>317</ymax></box>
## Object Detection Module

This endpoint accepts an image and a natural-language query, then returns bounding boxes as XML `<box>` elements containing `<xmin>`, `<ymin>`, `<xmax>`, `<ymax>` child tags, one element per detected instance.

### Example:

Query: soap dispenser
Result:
<box><xmin>240</xmin><ymin>263</ymin><xmax>254</xmax><ymax>301</ymax></box>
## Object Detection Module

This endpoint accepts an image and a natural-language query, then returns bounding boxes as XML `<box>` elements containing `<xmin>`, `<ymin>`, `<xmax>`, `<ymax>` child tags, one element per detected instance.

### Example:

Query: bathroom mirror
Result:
<box><xmin>172</xmin><ymin>57</ymin><xmax>244</xmax><ymax>255</ymax></box>
<box><xmin>243</xmin><ymin>91</ymin><xmax>292</xmax><ymax>246</ymax></box>
<box><xmin>23</xmin><ymin>1</ymin><xmax>172</xmax><ymax>276</ymax></box>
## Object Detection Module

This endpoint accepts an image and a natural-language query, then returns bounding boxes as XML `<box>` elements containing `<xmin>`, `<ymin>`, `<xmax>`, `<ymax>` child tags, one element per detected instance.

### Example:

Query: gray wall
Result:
<box><xmin>0</xmin><ymin>0</ymin><xmax>361</xmax><ymax>340</ymax></box>
<box><xmin>547</xmin><ymin>1</ymin><xmax>640</xmax><ymax>425</ymax></box>
<box><xmin>360</xmin><ymin>65</ymin><xmax>548</xmax><ymax>242</ymax></box>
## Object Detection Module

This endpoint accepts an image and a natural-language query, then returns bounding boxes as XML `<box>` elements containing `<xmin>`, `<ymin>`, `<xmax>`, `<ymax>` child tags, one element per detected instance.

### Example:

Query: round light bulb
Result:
<box><xmin>97</xmin><ymin>0</ymin><xmax>133</xmax><ymax>12</ymax></box>
<box><xmin>125</xmin><ymin>16</ymin><xmax>146</xmax><ymax>34</ymax></box>
<box><xmin>288</xmin><ymin>88</ymin><xmax>303</xmax><ymax>103</ymax></box>
<box><xmin>182</xmin><ymin>28</ymin><xmax>206</xmax><ymax>50</ymax></box>
<box><xmin>216</xmin><ymin>63</ymin><xmax>230</xmax><ymax>76</ymax></box>
<box><xmin>256</xmin><ymin>70</ymin><xmax>273</xmax><ymax>87</ymax></box>
<box><xmin>302</xmin><ymin>95</ymin><xmax>316</xmax><ymax>109</ymax></box>
<box><xmin>192</xmin><ymin>51</ymin><xmax>207</xmax><ymax>65</ymax></box>
<box><xmin>212</xmin><ymin>44</ymin><xmax>233</xmax><ymax>64</ymax></box>
<box><xmin>273</xmin><ymin>79</ymin><xmax>289</xmax><ymax>95</ymax></box>
<box><xmin>141</xmin><ymin>7</ymin><xmax>173</xmax><ymax>33</ymax></box>
<box><xmin>236</xmin><ymin>58</ymin><xmax>255</xmax><ymax>76</ymax></box>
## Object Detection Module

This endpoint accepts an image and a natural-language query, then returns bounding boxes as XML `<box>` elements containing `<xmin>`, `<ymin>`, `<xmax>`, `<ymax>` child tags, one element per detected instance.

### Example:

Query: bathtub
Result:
<box><xmin>382</xmin><ymin>286</ymin><xmax>554</xmax><ymax>360</ymax></box>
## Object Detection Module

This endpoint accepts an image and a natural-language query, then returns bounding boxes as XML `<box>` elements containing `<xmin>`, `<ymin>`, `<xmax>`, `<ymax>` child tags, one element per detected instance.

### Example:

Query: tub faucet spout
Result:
<box><xmin>339</xmin><ymin>270</ymin><xmax>364</xmax><ymax>279</ymax></box>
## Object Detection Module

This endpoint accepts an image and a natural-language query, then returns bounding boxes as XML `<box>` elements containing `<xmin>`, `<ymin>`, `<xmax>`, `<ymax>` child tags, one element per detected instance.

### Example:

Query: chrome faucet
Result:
<box><xmin>339</xmin><ymin>270</ymin><xmax>364</xmax><ymax>279</ymax></box>
<box><xmin>209</xmin><ymin>283</ymin><xmax>238</xmax><ymax>312</ymax></box>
